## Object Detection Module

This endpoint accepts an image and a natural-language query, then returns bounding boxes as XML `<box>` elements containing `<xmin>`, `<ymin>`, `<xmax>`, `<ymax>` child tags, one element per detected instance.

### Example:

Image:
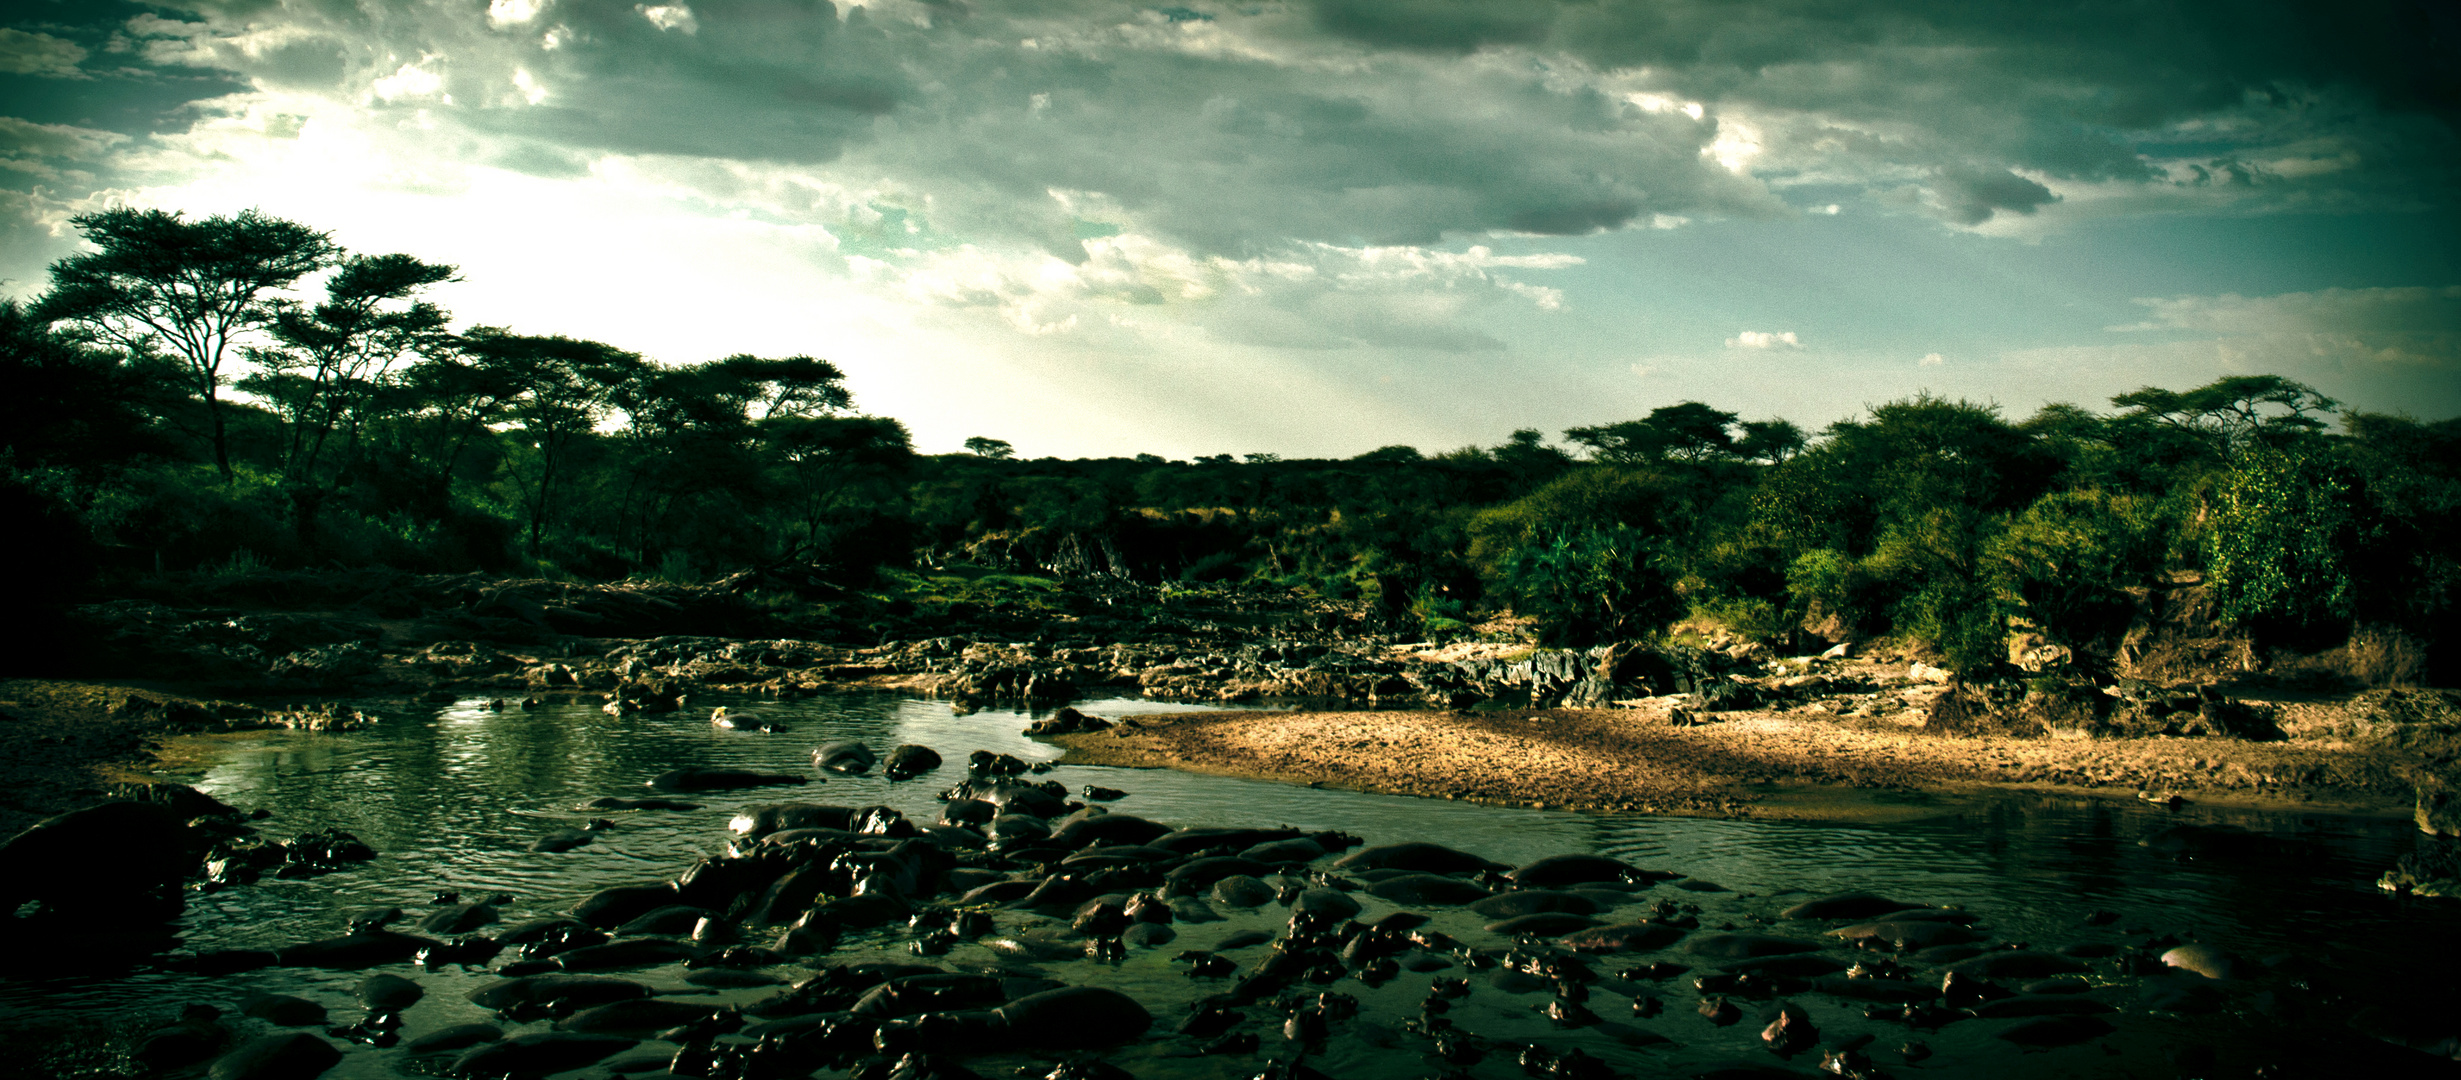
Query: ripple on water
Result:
<box><xmin>0</xmin><ymin>693</ymin><xmax>2447</xmax><ymax>1079</ymax></box>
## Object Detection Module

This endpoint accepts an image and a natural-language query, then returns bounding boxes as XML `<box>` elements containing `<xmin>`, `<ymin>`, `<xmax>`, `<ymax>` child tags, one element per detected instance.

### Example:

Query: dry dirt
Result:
<box><xmin>1054</xmin><ymin>691</ymin><xmax>2424</xmax><ymax>822</ymax></box>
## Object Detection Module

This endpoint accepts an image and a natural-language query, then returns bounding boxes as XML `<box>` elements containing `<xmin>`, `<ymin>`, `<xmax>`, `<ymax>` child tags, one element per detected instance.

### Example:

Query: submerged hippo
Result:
<box><xmin>814</xmin><ymin>742</ymin><xmax>880</xmax><ymax>775</ymax></box>
<box><xmin>648</xmin><ymin>768</ymin><xmax>807</xmax><ymax>793</ymax></box>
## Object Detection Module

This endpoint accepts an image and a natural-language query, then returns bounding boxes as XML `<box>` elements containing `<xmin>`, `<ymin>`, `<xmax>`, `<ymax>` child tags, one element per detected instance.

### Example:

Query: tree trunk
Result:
<box><xmin>207</xmin><ymin>393</ymin><xmax>235</xmax><ymax>482</ymax></box>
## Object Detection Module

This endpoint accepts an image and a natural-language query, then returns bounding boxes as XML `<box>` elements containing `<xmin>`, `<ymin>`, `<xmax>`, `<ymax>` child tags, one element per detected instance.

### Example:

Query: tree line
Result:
<box><xmin>4</xmin><ymin>208</ymin><xmax>2454</xmax><ymax>678</ymax></box>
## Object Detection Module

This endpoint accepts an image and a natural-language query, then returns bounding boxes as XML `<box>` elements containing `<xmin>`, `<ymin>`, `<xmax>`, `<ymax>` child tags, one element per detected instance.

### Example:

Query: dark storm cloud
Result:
<box><xmin>15</xmin><ymin>0</ymin><xmax>2456</xmax><ymax>268</ymax></box>
<box><xmin>1931</xmin><ymin>166</ymin><xmax>2057</xmax><ymax>226</ymax></box>
<box><xmin>1309</xmin><ymin>0</ymin><xmax>2457</xmax><ymax>221</ymax></box>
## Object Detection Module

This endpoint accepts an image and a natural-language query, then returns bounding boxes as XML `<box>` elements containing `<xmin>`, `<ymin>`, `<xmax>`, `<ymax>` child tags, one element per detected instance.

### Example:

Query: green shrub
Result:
<box><xmin>2205</xmin><ymin>440</ymin><xmax>2359</xmax><ymax>640</ymax></box>
<box><xmin>1984</xmin><ymin>489</ymin><xmax>2161</xmax><ymax>649</ymax></box>
<box><xmin>1495</xmin><ymin>523</ymin><xmax>1683</xmax><ymax>646</ymax></box>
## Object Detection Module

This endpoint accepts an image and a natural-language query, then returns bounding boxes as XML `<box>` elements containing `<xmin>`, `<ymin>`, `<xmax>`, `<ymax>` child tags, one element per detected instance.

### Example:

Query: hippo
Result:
<box><xmin>466</xmin><ymin>974</ymin><xmax>652</xmax><ymax>1014</ymax></box>
<box><xmin>884</xmin><ymin>744</ymin><xmax>943</xmax><ymax>780</ymax></box>
<box><xmin>207</xmin><ymin>1033</ymin><xmax>340</xmax><ymax>1080</ymax></box>
<box><xmin>1331</xmin><ymin>842</ymin><xmax>1507</xmax><ymax>875</ymax></box>
<box><xmin>359</xmin><ymin>974</ymin><xmax>423</xmax><ymax>1013</ymax></box>
<box><xmin>402</xmin><ymin>1024</ymin><xmax>502</xmax><ymax>1054</ymax></box>
<box><xmin>554</xmin><ymin>999</ymin><xmax>726</xmax><ymax>1036</ymax></box>
<box><xmin>451</xmin><ymin>1032</ymin><xmax>637</xmax><ymax>1077</ymax></box>
<box><xmin>274</xmin><ymin>930</ymin><xmax>441</xmax><ymax>970</ymax></box>
<box><xmin>1556</xmin><ymin>923</ymin><xmax>1688</xmax><ymax>953</ymax></box>
<box><xmin>710</xmin><ymin>707</ymin><xmax>786</xmax><ymax>733</ymax></box>
<box><xmin>1367</xmin><ymin>874</ymin><xmax>1493</xmax><ymax>906</ymax></box>
<box><xmin>580</xmin><ymin>796</ymin><xmax>702</xmax><ymax>811</ymax></box>
<box><xmin>1828</xmin><ymin>920</ymin><xmax>1978</xmax><ymax>950</ymax></box>
<box><xmin>1778</xmin><ymin>892</ymin><xmax>1915</xmax><ymax>920</ymax></box>
<box><xmin>1487</xmin><ymin>912</ymin><xmax>1603</xmax><ymax>937</ymax></box>
<box><xmin>728</xmin><ymin>803</ymin><xmax>858</xmax><ymax>838</ymax></box>
<box><xmin>1509</xmin><ymin>854</ymin><xmax>1666</xmax><ymax>887</ymax></box>
<box><xmin>1685</xmin><ymin>933</ymin><xmax>1822</xmax><ymax>960</ymax></box>
<box><xmin>1472</xmin><ymin>890</ymin><xmax>1603</xmax><ymax>919</ymax></box>
<box><xmin>648</xmin><ymin>768</ymin><xmax>807</xmax><ymax>793</ymax></box>
<box><xmin>240</xmin><ymin>994</ymin><xmax>325</xmax><ymax>1027</ymax></box>
<box><xmin>814</xmin><ymin>741</ymin><xmax>879</xmax><ymax>775</ymax></box>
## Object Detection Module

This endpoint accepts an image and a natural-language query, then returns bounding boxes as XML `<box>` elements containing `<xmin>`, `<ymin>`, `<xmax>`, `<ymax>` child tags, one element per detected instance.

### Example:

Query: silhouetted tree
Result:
<box><xmin>40</xmin><ymin>208</ymin><xmax>341</xmax><ymax>481</ymax></box>
<box><xmin>238</xmin><ymin>253</ymin><xmax>457</xmax><ymax>545</ymax></box>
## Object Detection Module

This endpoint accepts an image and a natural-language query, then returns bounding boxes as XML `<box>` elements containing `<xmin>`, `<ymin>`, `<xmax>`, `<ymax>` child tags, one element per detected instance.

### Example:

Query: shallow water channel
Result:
<box><xmin>4</xmin><ymin>693</ymin><xmax>2454</xmax><ymax>1078</ymax></box>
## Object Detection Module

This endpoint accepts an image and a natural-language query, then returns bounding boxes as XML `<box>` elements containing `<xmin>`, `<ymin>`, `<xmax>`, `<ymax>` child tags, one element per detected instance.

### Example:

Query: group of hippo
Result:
<box><xmin>98</xmin><ymin>733</ymin><xmax>2459</xmax><ymax>1080</ymax></box>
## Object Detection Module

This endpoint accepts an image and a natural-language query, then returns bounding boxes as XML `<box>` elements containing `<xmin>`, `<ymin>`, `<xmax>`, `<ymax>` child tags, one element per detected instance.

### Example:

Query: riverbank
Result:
<box><xmin>1053</xmin><ymin>693</ymin><xmax>2436</xmax><ymax>822</ymax></box>
<box><xmin>4</xmin><ymin>669</ymin><xmax>2450</xmax><ymax>838</ymax></box>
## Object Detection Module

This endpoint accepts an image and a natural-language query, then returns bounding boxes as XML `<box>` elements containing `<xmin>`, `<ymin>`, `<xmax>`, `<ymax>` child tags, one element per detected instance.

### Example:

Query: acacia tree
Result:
<box><xmin>39</xmin><ymin>208</ymin><xmax>341</xmax><ymax>481</ymax></box>
<box><xmin>459</xmin><ymin>327</ymin><xmax>646</xmax><ymax>557</ymax></box>
<box><xmin>238</xmin><ymin>253</ymin><xmax>458</xmax><ymax>542</ymax></box>
<box><xmin>1565</xmin><ymin>401</ymin><xmax>1741</xmax><ymax>464</ymax></box>
<box><xmin>2111</xmin><ymin>375</ymin><xmax>2338</xmax><ymax>457</ymax></box>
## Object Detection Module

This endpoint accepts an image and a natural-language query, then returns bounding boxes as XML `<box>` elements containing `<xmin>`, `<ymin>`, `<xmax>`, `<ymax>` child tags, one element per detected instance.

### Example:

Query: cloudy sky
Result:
<box><xmin>4</xmin><ymin>0</ymin><xmax>2456</xmax><ymax>458</ymax></box>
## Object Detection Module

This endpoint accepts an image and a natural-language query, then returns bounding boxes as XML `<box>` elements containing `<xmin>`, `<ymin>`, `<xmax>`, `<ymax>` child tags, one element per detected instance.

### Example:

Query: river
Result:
<box><xmin>1</xmin><ymin>692</ymin><xmax>2452</xmax><ymax>1078</ymax></box>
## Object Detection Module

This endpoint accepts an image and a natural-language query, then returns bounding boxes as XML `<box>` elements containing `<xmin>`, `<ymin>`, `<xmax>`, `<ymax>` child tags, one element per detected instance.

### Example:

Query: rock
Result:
<box><xmin>0</xmin><ymin>799</ymin><xmax>199</xmax><ymax>920</ymax></box>
<box><xmin>2418</xmin><ymin>771</ymin><xmax>2461</xmax><ymax>838</ymax></box>
<box><xmin>1026</xmin><ymin>707</ymin><xmax>1113</xmax><ymax>736</ymax></box>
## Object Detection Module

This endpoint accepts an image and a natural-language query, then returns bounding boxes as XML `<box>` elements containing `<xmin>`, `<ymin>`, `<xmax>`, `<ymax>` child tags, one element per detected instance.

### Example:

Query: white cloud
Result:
<box><xmin>1919</xmin><ymin>352</ymin><xmax>1945</xmax><ymax>366</ymax></box>
<box><xmin>1728</xmin><ymin>330</ymin><xmax>1802</xmax><ymax>349</ymax></box>
<box><xmin>636</xmin><ymin>5</ymin><xmax>699</xmax><ymax>35</ymax></box>
<box><xmin>488</xmin><ymin>0</ymin><xmax>546</xmax><ymax>28</ymax></box>
<box><xmin>371</xmin><ymin>63</ymin><xmax>444</xmax><ymax>103</ymax></box>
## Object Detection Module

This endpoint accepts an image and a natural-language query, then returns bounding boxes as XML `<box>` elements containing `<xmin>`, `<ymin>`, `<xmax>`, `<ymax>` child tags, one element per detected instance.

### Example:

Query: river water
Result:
<box><xmin>2</xmin><ymin>693</ymin><xmax>2453</xmax><ymax>1078</ymax></box>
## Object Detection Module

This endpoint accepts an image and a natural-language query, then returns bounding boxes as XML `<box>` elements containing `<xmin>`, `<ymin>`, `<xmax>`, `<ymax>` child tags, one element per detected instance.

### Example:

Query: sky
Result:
<box><xmin>3</xmin><ymin>0</ymin><xmax>2457</xmax><ymax>459</ymax></box>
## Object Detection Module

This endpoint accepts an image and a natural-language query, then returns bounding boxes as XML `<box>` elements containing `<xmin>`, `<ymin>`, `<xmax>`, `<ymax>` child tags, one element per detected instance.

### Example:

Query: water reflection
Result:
<box><xmin>0</xmin><ymin>692</ymin><xmax>2446</xmax><ymax>1077</ymax></box>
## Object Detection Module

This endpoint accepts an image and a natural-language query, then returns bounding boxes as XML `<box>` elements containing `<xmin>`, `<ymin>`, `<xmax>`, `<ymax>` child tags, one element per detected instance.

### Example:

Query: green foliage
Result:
<box><xmin>14</xmin><ymin>203</ymin><xmax>2452</xmax><ymax>676</ymax></box>
<box><xmin>42</xmin><ymin>208</ymin><xmax>343</xmax><ymax>480</ymax></box>
<box><xmin>1984</xmin><ymin>489</ymin><xmax>2162</xmax><ymax>648</ymax></box>
<box><xmin>1494</xmin><ymin>523</ymin><xmax>1683</xmax><ymax>646</ymax></box>
<box><xmin>2205</xmin><ymin>440</ymin><xmax>2360</xmax><ymax>639</ymax></box>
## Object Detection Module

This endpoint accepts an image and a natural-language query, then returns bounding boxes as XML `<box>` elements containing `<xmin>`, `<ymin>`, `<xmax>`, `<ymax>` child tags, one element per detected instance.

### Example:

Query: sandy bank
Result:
<box><xmin>1053</xmin><ymin>697</ymin><xmax>2423</xmax><ymax>822</ymax></box>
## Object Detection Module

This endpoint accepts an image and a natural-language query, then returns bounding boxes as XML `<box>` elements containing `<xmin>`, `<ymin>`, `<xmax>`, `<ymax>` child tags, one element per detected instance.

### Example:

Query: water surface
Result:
<box><xmin>2</xmin><ymin>693</ymin><xmax>2448</xmax><ymax>1078</ymax></box>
